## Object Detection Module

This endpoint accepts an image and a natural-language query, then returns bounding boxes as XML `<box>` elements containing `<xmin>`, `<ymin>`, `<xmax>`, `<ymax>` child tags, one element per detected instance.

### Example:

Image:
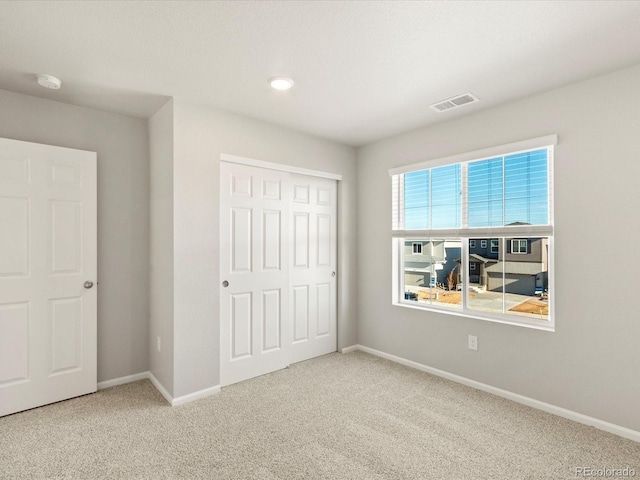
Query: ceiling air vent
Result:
<box><xmin>430</xmin><ymin>93</ymin><xmax>479</xmax><ymax>113</ymax></box>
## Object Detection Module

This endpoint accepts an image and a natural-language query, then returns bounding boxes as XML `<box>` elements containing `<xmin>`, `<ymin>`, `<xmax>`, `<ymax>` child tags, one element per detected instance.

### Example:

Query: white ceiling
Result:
<box><xmin>2</xmin><ymin>1</ymin><xmax>640</xmax><ymax>146</ymax></box>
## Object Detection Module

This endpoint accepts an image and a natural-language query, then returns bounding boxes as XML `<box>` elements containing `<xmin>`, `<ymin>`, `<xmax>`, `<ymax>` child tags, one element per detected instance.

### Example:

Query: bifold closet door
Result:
<box><xmin>0</xmin><ymin>138</ymin><xmax>97</xmax><ymax>417</ymax></box>
<box><xmin>220</xmin><ymin>161</ymin><xmax>337</xmax><ymax>387</ymax></box>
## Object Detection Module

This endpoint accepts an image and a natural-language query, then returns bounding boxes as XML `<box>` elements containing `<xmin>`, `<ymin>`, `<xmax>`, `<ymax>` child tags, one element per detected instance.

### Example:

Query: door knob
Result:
<box><xmin>84</xmin><ymin>281</ymin><xmax>94</xmax><ymax>289</ymax></box>
<box><xmin>222</xmin><ymin>280</ymin><xmax>229</xmax><ymax>288</ymax></box>
<box><xmin>331</xmin><ymin>271</ymin><xmax>336</xmax><ymax>277</ymax></box>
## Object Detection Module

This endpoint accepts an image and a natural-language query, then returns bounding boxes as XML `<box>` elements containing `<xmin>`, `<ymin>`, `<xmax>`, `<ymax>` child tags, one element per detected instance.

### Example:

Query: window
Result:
<box><xmin>391</xmin><ymin>135</ymin><xmax>555</xmax><ymax>330</ymax></box>
<box><xmin>412</xmin><ymin>242</ymin><xmax>422</xmax><ymax>254</ymax></box>
<box><xmin>511</xmin><ymin>239</ymin><xmax>527</xmax><ymax>254</ymax></box>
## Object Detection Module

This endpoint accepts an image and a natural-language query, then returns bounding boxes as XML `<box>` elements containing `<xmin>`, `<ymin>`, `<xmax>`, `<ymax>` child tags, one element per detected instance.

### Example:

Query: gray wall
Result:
<box><xmin>356</xmin><ymin>64</ymin><xmax>640</xmax><ymax>431</ymax></box>
<box><xmin>169</xmin><ymin>100</ymin><xmax>358</xmax><ymax>397</ymax></box>
<box><xmin>0</xmin><ymin>89</ymin><xmax>150</xmax><ymax>383</ymax></box>
<box><xmin>148</xmin><ymin>100</ymin><xmax>174</xmax><ymax>393</ymax></box>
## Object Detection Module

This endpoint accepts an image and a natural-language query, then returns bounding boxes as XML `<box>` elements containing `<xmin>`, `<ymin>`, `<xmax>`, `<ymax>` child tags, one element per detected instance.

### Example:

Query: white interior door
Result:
<box><xmin>0</xmin><ymin>138</ymin><xmax>97</xmax><ymax>417</ymax></box>
<box><xmin>289</xmin><ymin>174</ymin><xmax>337</xmax><ymax>364</ymax></box>
<box><xmin>220</xmin><ymin>162</ymin><xmax>291</xmax><ymax>386</ymax></box>
<box><xmin>220</xmin><ymin>161</ymin><xmax>338</xmax><ymax>386</ymax></box>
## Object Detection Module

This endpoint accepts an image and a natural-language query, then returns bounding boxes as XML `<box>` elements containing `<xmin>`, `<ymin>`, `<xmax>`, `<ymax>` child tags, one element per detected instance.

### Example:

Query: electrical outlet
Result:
<box><xmin>468</xmin><ymin>335</ymin><xmax>478</xmax><ymax>351</ymax></box>
<box><xmin>156</xmin><ymin>336</ymin><xmax>161</xmax><ymax>352</ymax></box>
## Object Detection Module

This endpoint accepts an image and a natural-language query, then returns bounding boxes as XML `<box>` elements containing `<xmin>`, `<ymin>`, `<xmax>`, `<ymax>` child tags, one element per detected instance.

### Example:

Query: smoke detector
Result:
<box><xmin>36</xmin><ymin>74</ymin><xmax>62</xmax><ymax>90</ymax></box>
<box><xmin>430</xmin><ymin>93</ymin><xmax>478</xmax><ymax>113</ymax></box>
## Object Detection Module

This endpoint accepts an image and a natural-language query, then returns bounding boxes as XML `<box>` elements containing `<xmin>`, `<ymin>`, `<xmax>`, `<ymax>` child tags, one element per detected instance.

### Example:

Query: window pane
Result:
<box><xmin>468</xmin><ymin>238</ymin><xmax>503</xmax><ymax>315</ymax></box>
<box><xmin>504</xmin><ymin>149</ymin><xmax>548</xmax><ymax>226</ymax></box>
<box><xmin>505</xmin><ymin>237</ymin><xmax>550</xmax><ymax>321</ymax></box>
<box><xmin>466</xmin><ymin>149</ymin><xmax>549</xmax><ymax>228</ymax></box>
<box><xmin>466</xmin><ymin>237</ymin><xmax>551</xmax><ymax>321</ymax></box>
<box><xmin>402</xmin><ymin>238</ymin><xmax>461</xmax><ymax>309</ymax></box>
<box><xmin>403</xmin><ymin>238</ymin><xmax>430</xmax><ymax>303</ymax></box>
<box><xmin>432</xmin><ymin>238</ymin><xmax>462</xmax><ymax>309</ymax></box>
<box><xmin>468</xmin><ymin>157</ymin><xmax>503</xmax><ymax>227</ymax></box>
<box><xmin>510</xmin><ymin>239</ymin><xmax>527</xmax><ymax>254</ymax></box>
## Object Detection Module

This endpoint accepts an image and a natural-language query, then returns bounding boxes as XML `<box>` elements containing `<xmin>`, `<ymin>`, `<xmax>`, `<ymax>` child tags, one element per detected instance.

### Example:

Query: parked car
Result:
<box><xmin>404</xmin><ymin>291</ymin><xmax>418</xmax><ymax>301</ymax></box>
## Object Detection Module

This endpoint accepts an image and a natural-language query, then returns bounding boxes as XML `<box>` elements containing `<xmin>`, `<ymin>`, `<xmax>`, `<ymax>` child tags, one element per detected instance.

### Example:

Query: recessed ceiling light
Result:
<box><xmin>269</xmin><ymin>76</ymin><xmax>294</xmax><ymax>91</ymax></box>
<box><xmin>36</xmin><ymin>74</ymin><xmax>62</xmax><ymax>90</ymax></box>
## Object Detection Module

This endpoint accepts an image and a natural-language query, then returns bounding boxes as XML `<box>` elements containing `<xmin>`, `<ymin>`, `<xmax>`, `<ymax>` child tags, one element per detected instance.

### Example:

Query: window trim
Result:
<box><xmin>469</xmin><ymin>240</ymin><xmax>476</xmax><ymax>248</ymax></box>
<box><xmin>390</xmin><ymin>135</ymin><xmax>556</xmax><ymax>331</ymax></box>
<box><xmin>511</xmin><ymin>239</ymin><xmax>527</xmax><ymax>254</ymax></box>
<box><xmin>480</xmin><ymin>240</ymin><xmax>487</xmax><ymax>248</ymax></box>
<box><xmin>490</xmin><ymin>239</ymin><xmax>499</xmax><ymax>254</ymax></box>
<box><xmin>469</xmin><ymin>262</ymin><xmax>477</xmax><ymax>271</ymax></box>
<box><xmin>412</xmin><ymin>242</ymin><xmax>423</xmax><ymax>255</ymax></box>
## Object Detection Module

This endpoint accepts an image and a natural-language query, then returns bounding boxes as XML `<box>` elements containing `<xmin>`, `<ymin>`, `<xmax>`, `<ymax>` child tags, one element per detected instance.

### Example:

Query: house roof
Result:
<box><xmin>470</xmin><ymin>254</ymin><xmax>496</xmax><ymax>264</ymax></box>
<box><xmin>455</xmin><ymin>254</ymin><xmax>496</xmax><ymax>264</ymax></box>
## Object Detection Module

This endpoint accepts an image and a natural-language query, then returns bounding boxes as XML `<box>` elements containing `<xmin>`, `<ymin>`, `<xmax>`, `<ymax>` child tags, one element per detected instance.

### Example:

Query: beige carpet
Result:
<box><xmin>1</xmin><ymin>351</ymin><xmax>639</xmax><ymax>479</ymax></box>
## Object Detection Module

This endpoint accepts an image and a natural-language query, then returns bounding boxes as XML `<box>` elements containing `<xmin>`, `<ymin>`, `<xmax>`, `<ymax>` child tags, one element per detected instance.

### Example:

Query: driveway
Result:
<box><xmin>468</xmin><ymin>291</ymin><xmax>531</xmax><ymax>313</ymax></box>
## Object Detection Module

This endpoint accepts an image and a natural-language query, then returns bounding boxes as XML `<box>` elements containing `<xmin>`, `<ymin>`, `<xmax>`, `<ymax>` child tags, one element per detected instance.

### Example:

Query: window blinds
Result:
<box><xmin>391</xmin><ymin>136</ymin><xmax>555</xmax><ymax>238</ymax></box>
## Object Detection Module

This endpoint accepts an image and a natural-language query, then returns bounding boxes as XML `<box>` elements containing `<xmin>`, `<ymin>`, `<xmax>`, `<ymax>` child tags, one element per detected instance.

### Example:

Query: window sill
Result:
<box><xmin>392</xmin><ymin>300</ymin><xmax>555</xmax><ymax>332</ymax></box>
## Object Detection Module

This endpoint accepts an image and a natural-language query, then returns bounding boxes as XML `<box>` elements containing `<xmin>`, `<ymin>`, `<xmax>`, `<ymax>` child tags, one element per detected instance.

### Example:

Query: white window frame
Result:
<box><xmin>511</xmin><ymin>239</ymin><xmax>527</xmax><ymax>254</ymax></box>
<box><xmin>469</xmin><ymin>262</ymin><xmax>477</xmax><ymax>271</ymax></box>
<box><xmin>469</xmin><ymin>240</ymin><xmax>476</xmax><ymax>248</ymax></box>
<box><xmin>390</xmin><ymin>135</ymin><xmax>556</xmax><ymax>331</ymax></box>
<box><xmin>480</xmin><ymin>240</ymin><xmax>487</xmax><ymax>248</ymax></box>
<box><xmin>491</xmin><ymin>239</ymin><xmax>499</xmax><ymax>254</ymax></box>
<box><xmin>412</xmin><ymin>242</ymin><xmax>423</xmax><ymax>255</ymax></box>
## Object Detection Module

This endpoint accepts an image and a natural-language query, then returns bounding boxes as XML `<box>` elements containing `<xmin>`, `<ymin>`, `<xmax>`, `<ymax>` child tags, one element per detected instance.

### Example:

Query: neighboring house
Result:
<box><xmin>404</xmin><ymin>240</ymin><xmax>444</xmax><ymax>287</ymax></box>
<box><xmin>465</xmin><ymin>237</ymin><xmax>548</xmax><ymax>296</ymax></box>
<box><xmin>466</xmin><ymin>238</ymin><xmax>500</xmax><ymax>288</ymax></box>
<box><xmin>405</xmin><ymin>237</ymin><xmax>547</xmax><ymax>296</ymax></box>
<box><xmin>404</xmin><ymin>240</ymin><xmax>460</xmax><ymax>287</ymax></box>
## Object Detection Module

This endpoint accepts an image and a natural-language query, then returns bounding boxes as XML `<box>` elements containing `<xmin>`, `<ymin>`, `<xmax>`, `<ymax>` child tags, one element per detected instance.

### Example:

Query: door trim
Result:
<box><xmin>221</xmin><ymin>153</ymin><xmax>343</xmax><ymax>181</ymax></box>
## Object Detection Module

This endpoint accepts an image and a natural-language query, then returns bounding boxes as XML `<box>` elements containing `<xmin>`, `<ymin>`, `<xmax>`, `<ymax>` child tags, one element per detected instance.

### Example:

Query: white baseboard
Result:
<box><xmin>97</xmin><ymin>372</ymin><xmax>149</xmax><ymax>390</ymax></box>
<box><xmin>340</xmin><ymin>345</ymin><xmax>359</xmax><ymax>354</ymax></box>
<box><xmin>98</xmin><ymin>371</ymin><xmax>220</xmax><ymax>408</ymax></box>
<box><xmin>147</xmin><ymin>371</ymin><xmax>174</xmax><ymax>406</ymax></box>
<box><xmin>172</xmin><ymin>385</ymin><xmax>221</xmax><ymax>406</ymax></box>
<box><xmin>346</xmin><ymin>345</ymin><xmax>640</xmax><ymax>444</ymax></box>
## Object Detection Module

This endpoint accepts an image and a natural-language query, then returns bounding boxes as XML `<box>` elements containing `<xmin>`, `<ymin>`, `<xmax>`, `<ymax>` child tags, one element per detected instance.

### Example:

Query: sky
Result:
<box><xmin>403</xmin><ymin>148</ymin><xmax>549</xmax><ymax>230</ymax></box>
